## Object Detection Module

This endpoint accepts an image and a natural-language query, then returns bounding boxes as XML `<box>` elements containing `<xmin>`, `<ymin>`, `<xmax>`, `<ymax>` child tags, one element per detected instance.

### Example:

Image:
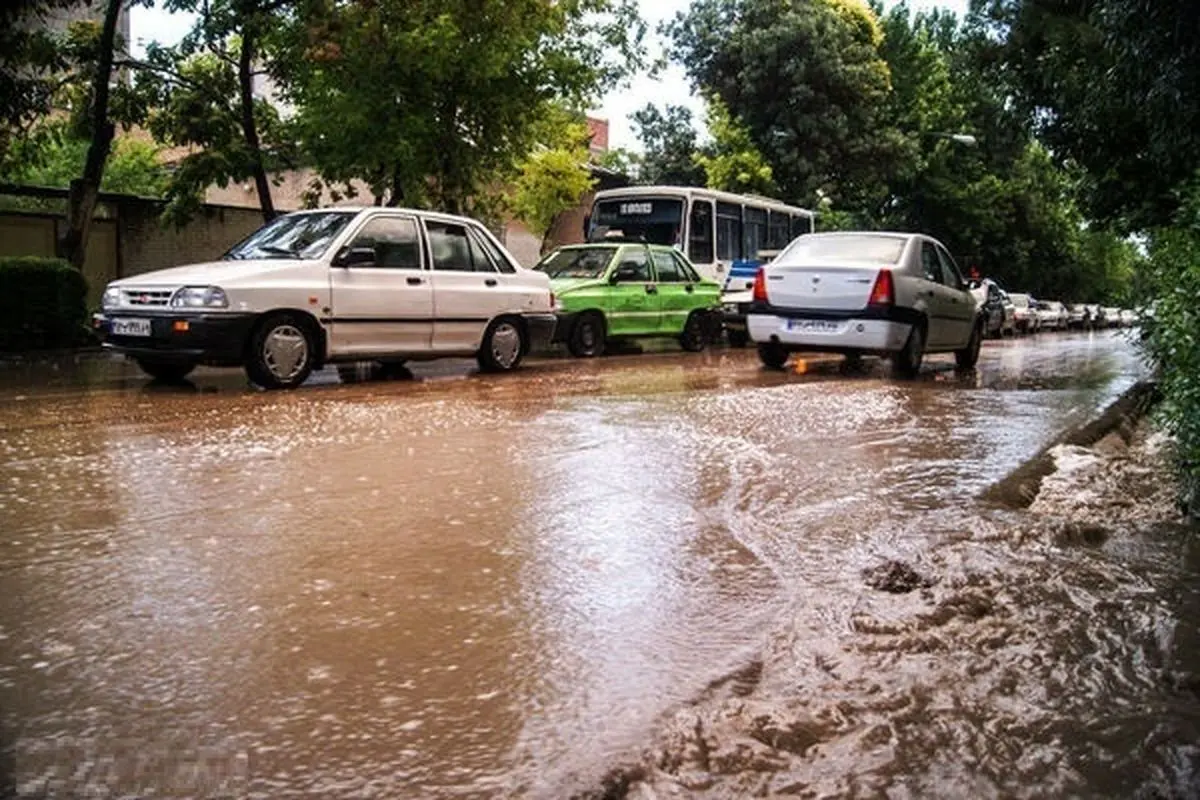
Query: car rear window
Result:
<box><xmin>776</xmin><ymin>235</ymin><xmax>906</xmax><ymax>265</ymax></box>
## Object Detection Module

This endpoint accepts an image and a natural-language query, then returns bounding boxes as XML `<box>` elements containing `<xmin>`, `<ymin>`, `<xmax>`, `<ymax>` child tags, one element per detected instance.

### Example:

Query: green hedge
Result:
<box><xmin>0</xmin><ymin>256</ymin><xmax>89</xmax><ymax>351</ymax></box>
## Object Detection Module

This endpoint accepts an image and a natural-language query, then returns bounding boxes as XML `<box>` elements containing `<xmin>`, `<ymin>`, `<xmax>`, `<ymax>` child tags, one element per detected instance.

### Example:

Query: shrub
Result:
<box><xmin>1139</xmin><ymin>183</ymin><xmax>1200</xmax><ymax>511</ymax></box>
<box><xmin>0</xmin><ymin>257</ymin><xmax>89</xmax><ymax>351</ymax></box>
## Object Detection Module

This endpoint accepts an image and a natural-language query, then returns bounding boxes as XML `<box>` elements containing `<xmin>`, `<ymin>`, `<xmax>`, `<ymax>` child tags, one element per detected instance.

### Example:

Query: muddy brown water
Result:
<box><xmin>1</xmin><ymin>331</ymin><xmax>1195</xmax><ymax>798</ymax></box>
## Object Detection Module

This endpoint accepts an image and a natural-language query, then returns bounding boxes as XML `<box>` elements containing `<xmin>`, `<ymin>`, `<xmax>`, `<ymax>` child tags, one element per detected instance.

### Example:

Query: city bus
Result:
<box><xmin>585</xmin><ymin>186</ymin><xmax>817</xmax><ymax>293</ymax></box>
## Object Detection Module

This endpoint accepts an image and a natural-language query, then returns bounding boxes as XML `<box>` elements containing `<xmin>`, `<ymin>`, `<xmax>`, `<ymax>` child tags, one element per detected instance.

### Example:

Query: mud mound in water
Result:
<box><xmin>862</xmin><ymin>560</ymin><xmax>934</xmax><ymax>594</ymax></box>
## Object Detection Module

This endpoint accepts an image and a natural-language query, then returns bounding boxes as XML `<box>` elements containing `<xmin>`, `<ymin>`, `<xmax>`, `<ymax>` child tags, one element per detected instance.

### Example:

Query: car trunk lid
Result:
<box><xmin>764</xmin><ymin>264</ymin><xmax>882</xmax><ymax>311</ymax></box>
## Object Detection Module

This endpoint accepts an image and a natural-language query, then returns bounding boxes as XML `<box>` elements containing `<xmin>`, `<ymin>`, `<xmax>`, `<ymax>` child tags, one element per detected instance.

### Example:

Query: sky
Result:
<box><xmin>128</xmin><ymin>0</ymin><xmax>970</xmax><ymax>151</ymax></box>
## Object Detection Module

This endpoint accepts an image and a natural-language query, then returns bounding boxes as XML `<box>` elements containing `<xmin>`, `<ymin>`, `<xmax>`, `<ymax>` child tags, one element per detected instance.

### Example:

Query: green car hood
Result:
<box><xmin>549</xmin><ymin>277</ymin><xmax>608</xmax><ymax>294</ymax></box>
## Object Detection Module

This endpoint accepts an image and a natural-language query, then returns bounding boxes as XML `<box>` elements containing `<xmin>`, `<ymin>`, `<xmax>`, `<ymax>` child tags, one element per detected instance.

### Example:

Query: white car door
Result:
<box><xmin>918</xmin><ymin>241</ymin><xmax>952</xmax><ymax>349</ymax></box>
<box><xmin>327</xmin><ymin>214</ymin><xmax>433</xmax><ymax>357</ymax></box>
<box><xmin>935</xmin><ymin>244</ymin><xmax>976</xmax><ymax>347</ymax></box>
<box><xmin>425</xmin><ymin>219</ymin><xmax>507</xmax><ymax>353</ymax></box>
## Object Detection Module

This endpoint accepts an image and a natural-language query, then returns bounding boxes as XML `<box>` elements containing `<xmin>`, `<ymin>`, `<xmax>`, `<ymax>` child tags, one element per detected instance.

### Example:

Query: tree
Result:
<box><xmin>0</xmin><ymin>0</ymin><xmax>83</xmax><ymax>171</ymax></box>
<box><xmin>0</xmin><ymin>121</ymin><xmax>168</xmax><ymax>197</ymax></box>
<box><xmin>694</xmin><ymin>96</ymin><xmax>776</xmax><ymax>196</ymax></box>
<box><xmin>667</xmin><ymin>0</ymin><xmax>904</xmax><ymax>210</ymax></box>
<box><xmin>969</xmin><ymin>0</ymin><xmax>1200</xmax><ymax>229</ymax></box>
<box><xmin>512</xmin><ymin>117</ymin><xmax>597</xmax><ymax>254</ymax></box>
<box><xmin>45</xmin><ymin>0</ymin><xmax>126</xmax><ymax>269</ymax></box>
<box><xmin>629</xmin><ymin>104</ymin><xmax>705</xmax><ymax>186</ymax></box>
<box><xmin>279</xmin><ymin>0</ymin><xmax>645</xmax><ymax>216</ymax></box>
<box><xmin>133</xmin><ymin>0</ymin><xmax>295</xmax><ymax>224</ymax></box>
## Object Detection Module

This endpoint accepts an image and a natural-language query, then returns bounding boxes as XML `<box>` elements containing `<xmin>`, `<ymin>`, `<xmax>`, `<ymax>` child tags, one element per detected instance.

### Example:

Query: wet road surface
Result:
<box><xmin>1</xmin><ymin>331</ymin><xmax>1194</xmax><ymax>798</ymax></box>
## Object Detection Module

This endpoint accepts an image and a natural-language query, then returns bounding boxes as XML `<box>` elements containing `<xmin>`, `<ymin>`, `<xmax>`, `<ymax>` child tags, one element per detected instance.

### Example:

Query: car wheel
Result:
<box><xmin>757</xmin><ymin>341</ymin><xmax>789</xmax><ymax>370</ymax></box>
<box><xmin>245</xmin><ymin>313</ymin><xmax>316</xmax><ymax>389</ymax></box>
<box><xmin>727</xmin><ymin>328</ymin><xmax>749</xmax><ymax>348</ymax></box>
<box><xmin>477</xmin><ymin>317</ymin><xmax>526</xmax><ymax>372</ymax></box>
<box><xmin>956</xmin><ymin>320</ymin><xmax>984</xmax><ymax>369</ymax></box>
<box><xmin>136</xmin><ymin>359</ymin><xmax>196</xmax><ymax>383</ymax></box>
<box><xmin>679</xmin><ymin>311</ymin><xmax>707</xmax><ymax>352</ymax></box>
<box><xmin>892</xmin><ymin>323</ymin><xmax>925</xmax><ymax>378</ymax></box>
<box><xmin>567</xmin><ymin>312</ymin><xmax>606</xmax><ymax>358</ymax></box>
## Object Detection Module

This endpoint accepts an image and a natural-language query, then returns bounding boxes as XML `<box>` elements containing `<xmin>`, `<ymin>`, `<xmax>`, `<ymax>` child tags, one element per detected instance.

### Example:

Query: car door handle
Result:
<box><xmin>407</xmin><ymin>277</ymin><xmax>423</xmax><ymax>286</ymax></box>
<box><xmin>485</xmin><ymin>278</ymin><xmax>498</xmax><ymax>287</ymax></box>
<box><xmin>924</xmin><ymin>289</ymin><xmax>935</xmax><ymax>298</ymax></box>
<box><xmin>645</xmin><ymin>284</ymin><xmax>657</xmax><ymax>294</ymax></box>
<box><xmin>685</xmin><ymin>284</ymin><xmax>695</xmax><ymax>293</ymax></box>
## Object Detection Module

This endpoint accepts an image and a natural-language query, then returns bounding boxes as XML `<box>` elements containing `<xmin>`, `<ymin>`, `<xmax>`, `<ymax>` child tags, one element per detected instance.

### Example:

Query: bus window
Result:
<box><xmin>716</xmin><ymin>202</ymin><xmax>742</xmax><ymax>261</ymax></box>
<box><xmin>590</xmin><ymin>197</ymin><xmax>684</xmax><ymax>246</ymax></box>
<box><xmin>789</xmin><ymin>214</ymin><xmax>812</xmax><ymax>239</ymax></box>
<box><xmin>743</xmin><ymin>207</ymin><xmax>767</xmax><ymax>260</ymax></box>
<box><xmin>688</xmin><ymin>199</ymin><xmax>715</xmax><ymax>265</ymax></box>
<box><xmin>767</xmin><ymin>211</ymin><xmax>791</xmax><ymax>250</ymax></box>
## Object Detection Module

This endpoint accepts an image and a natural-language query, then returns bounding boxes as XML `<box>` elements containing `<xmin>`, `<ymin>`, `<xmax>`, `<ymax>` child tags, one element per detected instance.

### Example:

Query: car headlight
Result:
<box><xmin>101</xmin><ymin>286</ymin><xmax>121</xmax><ymax>309</ymax></box>
<box><xmin>722</xmin><ymin>302</ymin><xmax>739</xmax><ymax>314</ymax></box>
<box><xmin>171</xmin><ymin>286</ymin><xmax>228</xmax><ymax>308</ymax></box>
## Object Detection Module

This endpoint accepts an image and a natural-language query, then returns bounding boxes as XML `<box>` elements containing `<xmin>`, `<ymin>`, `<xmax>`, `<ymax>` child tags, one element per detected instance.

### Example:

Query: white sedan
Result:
<box><xmin>747</xmin><ymin>232</ymin><xmax>983</xmax><ymax>376</ymax></box>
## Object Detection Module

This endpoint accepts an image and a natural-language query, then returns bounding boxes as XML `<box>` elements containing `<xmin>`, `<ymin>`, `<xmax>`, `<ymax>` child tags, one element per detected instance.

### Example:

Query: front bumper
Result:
<box><xmin>93</xmin><ymin>311</ymin><xmax>257</xmax><ymax>365</ymax></box>
<box><xmin>522</xmin><ymin>312</ymin><xmax>558</xmax><ymax>351</ymax></box>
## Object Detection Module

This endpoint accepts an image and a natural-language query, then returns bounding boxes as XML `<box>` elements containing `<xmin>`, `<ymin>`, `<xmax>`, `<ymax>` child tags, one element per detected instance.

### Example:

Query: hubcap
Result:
<box><xmin>579</xmin><ymin>322</ymin><xmax>596</xmax><ymax>349</ymax></box>
<box><xmin>263</xmin><ymin>324</ymin><xmax>308</xmax><ymax>380</ymax></box>
<box><xmin>491</xmin><ymin>323</ymin><xmax>521</xmax><ymax>368</ymax></box>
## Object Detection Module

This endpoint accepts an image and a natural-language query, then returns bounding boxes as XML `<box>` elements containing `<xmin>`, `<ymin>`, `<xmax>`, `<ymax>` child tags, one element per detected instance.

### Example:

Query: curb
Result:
<box><xmin>980</xmin><ymin>380</ymin><xmax>1162</xmax><ymax>509</ymax></box>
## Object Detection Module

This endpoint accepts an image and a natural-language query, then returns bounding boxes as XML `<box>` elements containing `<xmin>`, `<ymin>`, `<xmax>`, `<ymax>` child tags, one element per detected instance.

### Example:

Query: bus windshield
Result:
<box><xmin>590</xmin><ymin>198</ymin><xmax>683</xmax><ymax>246</ymax></box>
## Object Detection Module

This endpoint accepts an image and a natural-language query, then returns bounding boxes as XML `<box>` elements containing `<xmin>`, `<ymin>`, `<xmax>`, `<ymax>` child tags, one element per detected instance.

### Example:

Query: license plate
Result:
<box><xmin>787</xmin><ymin>318</ymin><xmax>840</xmax><ymax>333</ymax></box>
<box><xmin>111</xmin><ymin>318</ymin><xmax>152</xmax><ymax>337</ymax></box>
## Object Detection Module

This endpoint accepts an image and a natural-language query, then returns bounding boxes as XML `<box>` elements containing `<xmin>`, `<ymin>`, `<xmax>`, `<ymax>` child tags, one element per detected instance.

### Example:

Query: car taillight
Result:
<box><xmin>868</xmin><ymin>269</ymin><xmax>894</xmax><ymax>306</ymax></box>
<box><xmin>752</xmin><ymin>267</ymin><xmax>768</xmax><ymax>304</ymax></box>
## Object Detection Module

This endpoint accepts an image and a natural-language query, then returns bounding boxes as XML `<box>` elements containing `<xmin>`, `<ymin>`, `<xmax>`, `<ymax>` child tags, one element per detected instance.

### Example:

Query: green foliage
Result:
<box><xmin>512</xmin><ymin>121</ymin><xmax>597</xmax><ymax>246</ymax></box>
<box><xmin>1139</xmin><ymin>183</ymin><xmax>1200</xmax><ymax>483</ymax></box>
<box><xmin>971</xmin><ymin>0</ymin><xmax>1200</xmax><ymax>229</ymax></box>
<box><xmin>596</xmin><ymin>147</ymin><xmax>639</xmax><ymax>179</ymax></box>
<box><xmin>0</xmin><ymin>257</ymin><xmax>89</xmax><ymax>351</ymax></box>
<box><xmin>0</xmin><ymin>121</ymin><xmax>168</xmax><ymax>196</ymax></box>
<box><xmin>279</xmin><ymin>0</ymin><xmax>645</xmax><ymax>214</ymax></box>
<box><xmin>695</xmin><ymin>97</ymin><xmax>776</xmax><ymax>196</ymax></box>
<box><xmin>630</xmin><ymin>104</ymin><xmax>705</xmax><ymax>186</ymax></box>
<box><xmin>667</xmin><ymin>0</ymin><xmax>903</xmax><ymax>209</ymax></box>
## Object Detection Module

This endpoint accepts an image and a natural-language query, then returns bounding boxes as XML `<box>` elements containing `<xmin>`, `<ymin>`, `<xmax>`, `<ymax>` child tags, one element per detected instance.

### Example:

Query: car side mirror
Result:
<box><xmin>334</xmin><ymin>246</ymin><xmax>376</xmax><ymax>268</ymax></box>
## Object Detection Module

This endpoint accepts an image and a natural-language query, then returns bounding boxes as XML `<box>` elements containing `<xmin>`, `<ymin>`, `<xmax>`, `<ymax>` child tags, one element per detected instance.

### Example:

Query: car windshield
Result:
<box><xmin>776</xmin><ymin>234</ymin><xmax>906</xmax><ymax>265</ymax></box>
<box><xmin>535</xmin><ymin>247</ymin><xmax>615</xmax><ymax>279</ymax></box>
<box><xmin>224</xmin><ymin>211</ymin><xmax>357</xmax><ymax>260</ymax></box>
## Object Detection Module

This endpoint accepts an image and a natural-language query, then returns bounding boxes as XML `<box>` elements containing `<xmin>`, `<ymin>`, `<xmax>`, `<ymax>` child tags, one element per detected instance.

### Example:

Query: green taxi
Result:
<box><xmin>536</xmin><ymin>242</ymin><xmax>722</xmax><ymax>357</ymax></box>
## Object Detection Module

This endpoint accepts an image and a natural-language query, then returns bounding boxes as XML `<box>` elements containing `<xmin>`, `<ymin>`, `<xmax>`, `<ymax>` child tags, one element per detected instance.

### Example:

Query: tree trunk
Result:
<box><xmin>58</xmin><ymin>0</ymin><xmax>122</xmax><ymax>269</ymax></box>
<box><xmin>386</xmin><ymin>165</ymin><xmax>404</xmax><ymax>207</ymax></box>
<box><xmin>238</xmin><ymin>28</ymin><xmax>275</xmax><ymax>223</ymax></box>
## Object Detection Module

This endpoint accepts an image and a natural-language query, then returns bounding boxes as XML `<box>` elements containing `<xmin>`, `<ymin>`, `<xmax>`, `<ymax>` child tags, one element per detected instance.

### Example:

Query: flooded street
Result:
<box><xmin>2</xmin><ymin>331</ymin><xmax>1197</xmax><ymax>798</ymax></box>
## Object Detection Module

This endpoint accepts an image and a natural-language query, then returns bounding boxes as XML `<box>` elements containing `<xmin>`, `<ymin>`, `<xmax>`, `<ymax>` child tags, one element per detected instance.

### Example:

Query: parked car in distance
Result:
<box><xmin>535</xmin><ymin>240</ymin><xmax>721</xmax><ymax>357</ymax></box>
<box><xmin>95</xmin><ymin>207</ymin><xmax>557</xmax><ymax>388</ymax></box>
<box><xmin>1084</xmin><ymin>304</ymin><xmax>1105</xmax><ymax>328</ymax></box>
<box><xmin>1119</xmin><ymin>308</ymin><xmax>1138</xmax><ymax>327</ymax></box>
<box><xmin>1103</xmin><ymin>306</ymin><xmax>1122</xmax><ymax>328</ymax></box>
<box><xmin>724</xmin><ymin>248</ymin><xmax>781</xmax><ymax>347</ymax></box>
<box><xmin>1066</xmin><ymin>303</ymin><xmax>1088</xmax><ymax>329</ymax></box>
<box><xmin>969</xmin><ymin>278</ymin><xmax>1016</xmax><ymax>338</ymax></box>
<box><xmin>1009</xmin><ymin>293</ymin><xmax>1039</xmax><ymax>334</ymax></box>
<box><xmin>746</xmin><ymin>231</ymin><xmax>983</xmax><ymax>377</ymax></box>
<box><xmin>1038</xmin><ymin>300</ymin><xmax>1068</xmax><ymax>331</ymax></box>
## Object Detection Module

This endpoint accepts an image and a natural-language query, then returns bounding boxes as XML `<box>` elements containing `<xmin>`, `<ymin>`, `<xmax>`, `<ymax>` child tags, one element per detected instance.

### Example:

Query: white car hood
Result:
<box><xmin>112</xmin><ymin>259</ymin><xmax>308</xmax><ymax>287</ymax></box>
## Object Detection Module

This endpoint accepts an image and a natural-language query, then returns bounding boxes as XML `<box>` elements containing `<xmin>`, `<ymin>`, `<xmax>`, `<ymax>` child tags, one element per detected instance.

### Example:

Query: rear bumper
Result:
<box><xmin>94</xmin><ymin>311</ymin><xmax>256</xmax><ymax>365</ymax></box>
<box><xmin>747</xmin><ymin>312</ymin><xmax>911</xmax><ymax>354</ymax></box>
<box><xmin>522</xmin><ymin>312</ymin><xmax>558</xmax><ymax>351</ymax></box>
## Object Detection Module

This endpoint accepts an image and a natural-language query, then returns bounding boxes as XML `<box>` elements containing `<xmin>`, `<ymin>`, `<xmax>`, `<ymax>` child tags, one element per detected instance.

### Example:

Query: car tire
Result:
<box><xmin>679</xmin><ymin>311</ymin><xmax>708</xmax><ymax>352</ymax></box>
<box><xmin>477</xmin><ymin>317</ymin><xmax>526</xmax><ymax>372</ymax></box>
<box><xmin>956</xmin><ymin>320</ymin><xmax>984</xmax><ymax>369</ymax></box>
<box><xmin>136</xmin><ymin>359</ymin><xmax>196</xmax><ymax>383</ymax></box>
<box><xmin>892</xmin><ymin>322</ymin><xmax>925</xmax><ymax>378</ymax></box>
<box><xmin>245</xmin><ymin>312</ymin><xmax>316</xmax><ymax>390</ymax></box>
<box><xmin>757</xmin><ymin>341</ymin><xmax>789</xmax><ymax>370</ymax></box>
<box><xmin>567</xmin><ymin>312</ymin><xmax>606</xmax><ymax>358</ymax></box>
<box><xmin>727</xmin><ymin>328</ymin><xmax>749</xmax><ymax>348</ymax></box>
